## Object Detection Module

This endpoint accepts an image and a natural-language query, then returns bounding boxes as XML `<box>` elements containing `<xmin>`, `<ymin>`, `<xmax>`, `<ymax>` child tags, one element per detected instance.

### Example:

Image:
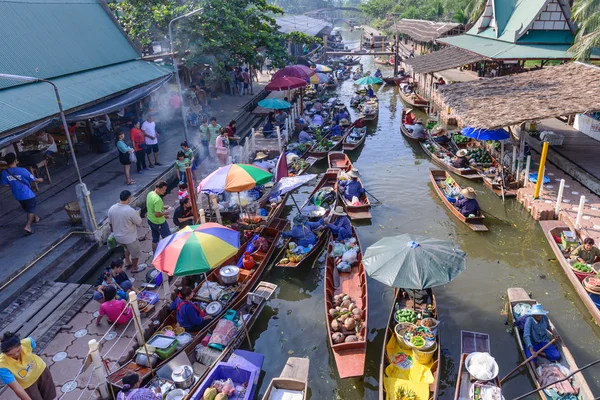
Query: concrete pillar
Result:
<box><xmin>524</xmin><ymin>155</ymin><xmax>531</xmax><ymax>187</ymax></box>
<box><xmin>251</xmin><ymin>128</ymin><xmax>256</xmax><ymax>150</ymax></box>
<box><xmin>555</xmin><ymin>179</ymin><xmax>565</xmax><ymax>217</ymax></box>
<box><xmin>512</xmin><ymin>146</ymin><xmax>517</xmax><ymax>174</ymax></box>
<box><xmin>88</xmin><ymin>339</ymin><xmax>109</xmax><ymax>399</ymax></box>
<box><xmin>76</xmin><ymin>183</ymin><xmax>97</xmax><ymax>233</ymax></box>
<box><xmin>576</xmin><ymin>195</ymin><xmax>586</xmax><ymax>228</ymax></box>
<box><xmin>128</xmin><ymin>291</ymin><xmax>144</xmax><ymax>345</ymax></box>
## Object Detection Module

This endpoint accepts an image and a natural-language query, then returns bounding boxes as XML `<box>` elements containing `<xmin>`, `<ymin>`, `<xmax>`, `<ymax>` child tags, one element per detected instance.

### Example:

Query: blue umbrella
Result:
<box><xmin>354</xmin><ymin>76</ymin><xmax>383</xmax><ymax>85</ymax></box>
<box><xmin>258</xmin><ymin>98</ymin><xmax>292</xmax><ymax>110</ymax></box>
<box><xmin>461</xmin><ymin>126</ymin><xmax>510</xmax><ymax>141</ymax></box>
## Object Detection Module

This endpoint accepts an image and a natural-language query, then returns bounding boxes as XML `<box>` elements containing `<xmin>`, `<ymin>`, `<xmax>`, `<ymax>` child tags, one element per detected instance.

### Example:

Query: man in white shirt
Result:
<box><xmin>108</xmin><ymin>190</ymin><xmax>144</xmax><ymax>272</ymax></box>
<box><xmin>141</xmin><ymin>115</ymin><xmax>162</xmax><ymax>167</ymax></box>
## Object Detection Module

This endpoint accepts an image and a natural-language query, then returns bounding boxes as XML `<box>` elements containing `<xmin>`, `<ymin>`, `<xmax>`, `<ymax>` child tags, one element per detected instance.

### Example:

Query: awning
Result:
<box><xmin>393</xmin><ymin>19</ymin><xmax>462</xmax><ymax>43</ymax></box>
<box><xmin>0</xmin><ymin>60</ymin><xmax>172</xmax><ymax>136</ymax></box>
<box><xmin>403</xmin><ymin>47</ymin><xmax>484</xmax><ymax>74</ymax></box>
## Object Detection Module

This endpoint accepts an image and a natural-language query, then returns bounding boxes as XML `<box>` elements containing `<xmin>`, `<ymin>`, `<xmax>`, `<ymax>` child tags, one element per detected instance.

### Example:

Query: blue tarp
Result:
<box><xmin>461</xmin><ymin>126</ymin><xmax>510</xmax><ymax>141</ymax></box>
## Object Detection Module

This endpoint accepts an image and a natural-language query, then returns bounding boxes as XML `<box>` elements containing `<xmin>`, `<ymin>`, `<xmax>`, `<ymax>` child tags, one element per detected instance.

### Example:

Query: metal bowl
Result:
<box><xmin>301</xmin><ymin>205</ymin><xmax>327</xmax><ymax>218</ymax></box>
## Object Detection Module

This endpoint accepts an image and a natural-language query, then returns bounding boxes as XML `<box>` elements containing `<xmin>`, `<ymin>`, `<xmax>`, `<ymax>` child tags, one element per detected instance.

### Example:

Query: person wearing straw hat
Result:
<box><xmin>340</xmin><ymin>169</ymin><xmax>365</xmax><ymax>201</ymax></box>
<box><xmin>335</xmin><ymin>107</ymin><xmax>349</xmax><ymax>123</ymax></box>
<box><xmin>523</xmin><ymin>304</ymin><xmax>560</xmax><ymax>363</ymax></box>
<box><xmin>410</xmin><ymin>118</ymin><xmax>426</xmax><ymax>137</ymax></box>
<box><xmin>282</xmin><ymin>213</ymin><xmax>324</xmax><ymax>247</ymax></box>
<box><xmin>253</xmin><ymin>152</ymin><xmax>274</xmax><ymax>172</ymax></box>
<box><xmin>327</xmin><ymin>119</ymin><xmax>342</xmax><ymax>138</ymax></box>
<box><xmin>326</xmin><ymin>206</ymin><xmax>352</xmax><ymax>241</ymax></box>
<box><xmin>403</xmin><ymin>108</ymin><xmax>416</xmax><ymax>125</ymax></box>
<box><xmin>451</xmin><ymin>149</ymin><xmax>470</xmax><ymax>169</ymax></box>
<box><xmin>447</xmin><ymin>187</ymin><xmax>480</xmax><ymax>217</ymax></box>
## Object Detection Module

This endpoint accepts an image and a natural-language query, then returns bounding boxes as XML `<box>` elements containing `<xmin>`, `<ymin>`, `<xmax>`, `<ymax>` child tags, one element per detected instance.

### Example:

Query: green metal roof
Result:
<box><xmin>495</xmin><ymin>0</ymin><xmax>547</xmax><ymax>41</ymax></box>
<box><xmin>439</xmin><ymin>34</ymin><xmax>600</xmax><ymax>60</ymax></box>
<box><xmin>0</xmin><ymin>61</ymin><xmax>171</xmax><ymax>134</ymax></box>
<box><xmin>0</xmin><ymin>0</ymin><xmax>139</xmax><ymax>89</ymax></box>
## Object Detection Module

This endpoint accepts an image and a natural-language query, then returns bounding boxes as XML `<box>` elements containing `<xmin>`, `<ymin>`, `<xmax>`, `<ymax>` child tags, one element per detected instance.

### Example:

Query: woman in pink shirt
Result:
<box><xmin>215</xmin><ymin>128</ymin><xmax>230</xmax><ymax>167</ymax></box>
<box><xmin>96</xmin><ymin>286</ymin><xmax>133</xmax><ymax>325</ymax></box>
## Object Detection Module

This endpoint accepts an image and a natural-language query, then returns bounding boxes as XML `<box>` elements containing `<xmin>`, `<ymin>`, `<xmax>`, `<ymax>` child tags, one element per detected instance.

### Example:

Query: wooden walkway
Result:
<box><xmin>0</xmin><ymin>281</ymin><xmax>93</xmax><ymax>351</ymax></box>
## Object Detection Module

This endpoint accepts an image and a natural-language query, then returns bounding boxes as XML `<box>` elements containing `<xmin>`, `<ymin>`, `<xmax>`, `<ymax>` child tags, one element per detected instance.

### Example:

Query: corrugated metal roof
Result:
<box><xmin>393</xmin><ymin>19</ymin><xmax>462</xmax><ymax>43</ymax></box>
<box><xmin>275</xmin><ymin>15</ymin><xmax>332</xmax><ymax>37</ymax></box>
<box><xmin>0</xmin><ymin>61</ymin><xmax>171</xmax><ymax>134</ymax></box>
<box><xmin>0</xmin><ymin>0</ymin><xmax>140</xmax><ymax>89</ymax></box>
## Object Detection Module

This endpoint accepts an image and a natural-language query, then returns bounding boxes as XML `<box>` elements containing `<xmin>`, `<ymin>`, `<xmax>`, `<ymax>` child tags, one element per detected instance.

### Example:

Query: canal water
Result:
<box><xmin>247</xmin><ymin>24</ymin><xmax>600</xmax><ymax>400</ymax></box>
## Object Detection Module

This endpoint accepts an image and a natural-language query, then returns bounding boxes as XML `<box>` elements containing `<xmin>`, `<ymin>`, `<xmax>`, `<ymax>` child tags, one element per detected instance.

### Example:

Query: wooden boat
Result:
<box><xmin>261</xmin><ymin>357</ymin><xmax>309</xmax><ymax>400</ymax></box>
<box><xmin>276</xmin><ymin>169</ymin><xmax>339</xmax><ymax>268</ymax></box>
<box><xmin>399</xmin><ymin>89</ymin><xmax>428</xmax><ymax>109</ymax></box>
<box><xmin>305</xmin><ymin>126</ymin><xmax>351</xmax><ymax>161</ymax></box>
<box><xmin>342</xmin><ymin>124</ymin><xmax>367</xmax><ymax>151</ymax></box>
<box><xmin>540</xmin><ymin>221</ymin><xmax>600</xmax><ymax>325</ymax></box>
<box><xmin>399</xmin><ymin>112</ymin><xmax>427</xmax><ymax>141</ymax></box>
<box><xmin>328</xmin><ymin>151</ymin><xmax>371</xmax><ymax>220</ymax></box>
<box><xmin>478</xmin><ymin>159</ymin><xmax>519</xmax><ymax>197</ymax></box>
<box><xmin>324</xmin><ymin>224</ymin><xmax>368</xmax><ymax>379</ymax></box>
<box><xmin>419</xmin><ymin>139</ymin><xmax>482</xmax><ymax>180</ymax></box>
<box><xmin>429</xmin><ymin>169</ymin><xmax>488</xmax><ymax>231</ymax></box>
<box><xmin>383</xmin><ymin>76</ymin><xmax>410</xmax><ymax>85</ymax></box>
<box><xmin>358</xmin><ymin>96</ymin><xmax>378</xmax><ymax>121</ymax></box>
<box><xmin>455</xmin><ymin>331</ymin><xmax>501</xmax><ymax>400</ymax></box>
<box><xmin>325</xmin><ymin>82</ymin><xmax>338</xmax><ymax>89</ymax></box>
<box><xmin>107</xmin><ymin>220</ymin><xmax>286</xmax><ymax>386</ymax></box>
<box><xmin>108</xmin><ymin>282</ymin><xmax>277</xmax><ymax>391</ymax></box>
<box><xmin>379</xmin><ymin>289</ymin><xmax>440</xmax><ymax>400</ymax></box>
<box><xmin>507</xmin><ymin>288</ymin><xmax>594</xmax><ymax>400</ymax></box>
<box><xmin>374</xmin><ymin>57</ymin><xmax>389</xmax><ymax>65</ymax></box>
<box><xmin>342</xmin><ymin>56</ymin><xmax>361</xmax><ymax>66</ymax></box>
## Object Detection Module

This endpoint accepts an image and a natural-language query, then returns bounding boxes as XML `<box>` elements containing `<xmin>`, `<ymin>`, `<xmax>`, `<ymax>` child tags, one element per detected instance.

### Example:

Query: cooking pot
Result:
<box><xmin>135</xmin><ymin>347</ymin><xmax>159</xmax><ymax>368</ymax></box>
<box><xmin>171</xmin><ymin>365</ymin><xmax>194</xmax><ymax>389</ymax></box>
<box><xmin>219</xmin><ymin>265</ymin><xmax>240</xmax><ymax>285</ymax></box>
<box><xmin>165</xmin><ymin>389</ymin><xmax>186</xmax><ymax>400</ymax></box>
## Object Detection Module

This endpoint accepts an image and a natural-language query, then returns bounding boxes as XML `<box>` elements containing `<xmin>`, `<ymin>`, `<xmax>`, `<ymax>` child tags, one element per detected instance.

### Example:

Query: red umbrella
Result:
<box><xmin>272</xmin><ymin>64</ymin><xmax>315</xmax><ymax>80</ymax></box>
<box><xmin>265</xmin><ymin>76</ymin><xmax>307</xmax><ymax>91</ymax></box>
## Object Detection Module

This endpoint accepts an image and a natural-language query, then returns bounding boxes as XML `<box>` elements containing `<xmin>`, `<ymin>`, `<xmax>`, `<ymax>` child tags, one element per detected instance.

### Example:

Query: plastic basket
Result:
<box><xmin>64</xmin><ymin>201</ymin><xmax>82</xmax><ymax>224</ymax></box>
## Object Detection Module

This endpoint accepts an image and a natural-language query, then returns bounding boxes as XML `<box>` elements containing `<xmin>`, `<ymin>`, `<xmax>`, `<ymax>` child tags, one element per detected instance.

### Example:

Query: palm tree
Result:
<box><xmin>569</xmin><ymin>0</ymin><xmax>600</xmax><ymax>61</ymax></box>
<box><xmin>464</xmin><ymin>0</ymin><xmax>487</xmax><ymax>23</ymax></box>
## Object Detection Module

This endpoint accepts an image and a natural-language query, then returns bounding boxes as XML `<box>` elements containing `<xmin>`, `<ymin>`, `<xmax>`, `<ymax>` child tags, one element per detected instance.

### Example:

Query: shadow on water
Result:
<box><xmin>248</xmin><ymin>23</ymin><xmax>600</xmax><ymax>400</ymax></box>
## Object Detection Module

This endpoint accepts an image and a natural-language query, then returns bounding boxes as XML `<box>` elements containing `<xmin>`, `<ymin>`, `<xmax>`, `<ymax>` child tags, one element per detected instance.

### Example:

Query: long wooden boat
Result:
<box><xmin>261</xmin><ymin>357</ymin><xmax>309</xmax><ymax>400</ymax></box>
<box><xmin>507</xmin><ymin>288</ymin><xmax>594</xmax><ymax>400</ymax></box>
<box><xmin>383</xmin><ymin>76</ymin><xmax>410</xmax><ymax>85</ymax></box>
<box><xmin>429</xmin><ymin>169</ymin><xmax>488</xmax><ymax>231</ymax></box>
<box><xmin>276</xmin><ymin>169</ymin><xmax>338</xmax><ymax>268</ymax></box>
<box><xmin>419</xmin><ymin>139</ymin><xmax>482</xmax><ymax>180</ymax></box>
<box><xmin>108</xmin><ymin>282</ymin><xmax>276</xmax><ymax>391</ymax></box>
<box><xmin>379</xmin><ymin>289</ymin><xmax>440</xmax><ymax>400</ymax></box>
<box><xmin>305</xmin><ymin>127</ymin><xmax>351</xmax><ymax>161</ymax></box>
<box><xmin>399</xmin><ymin>89</ymin><xmax>428</xmax><ymax>109</ymax></box>
<box><xmin>328</xmin><ymin>151</ymin><xmax>372</xmax><ymax>220</ymax></box>
<box><xmin>342</xmin><ymin>123</ymin><xmax>367</xmax><ymax>151</ymax></box>
<box><xmin>325</xmin><ymin>224</ymin><xmax>368</xmax><ymax>379</ymax></box>
<box><xmin>359</xmin><ymin>96</ymin><xmax>378</xmax><ymax>121</ymax></box>
<box><xmin>540</xmin><ymin>221</ymin><xmax>600</xmax><ymax>325</ymax></box>
<box><xmin>107</xmin><ymin>219</ymin><xmax>286</xmax><ymax>385</ymax></box>
<box><xmin>400</xmin><ymin>122</ymin><xmax>427</xmax><ymax>141</ymax></box>
<box><xmin>478</xmin><ymin>158</ymin><xmax>519</xmax><ymax>197</ymax></box>
<box><xmin>374</xmin><ymin>57</ymin><xmax>390</xmax><ymax>65</ymax></box>
<box><xmin>455</xmin><ymin>331</ymin><xmax>501</xmax><ymax>400</ymax></box>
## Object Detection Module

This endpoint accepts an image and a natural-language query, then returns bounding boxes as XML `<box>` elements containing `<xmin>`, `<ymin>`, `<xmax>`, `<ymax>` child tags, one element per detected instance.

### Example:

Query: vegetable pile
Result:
<box><xmin>395</xmin><ymin>309</ymin><xmax>417</xmax><ymax>324</ymax></box>
<box><xmin>403</xmin><ymin>326</ymin><xmax>434</xmax><ymax>347</ymax></box>
<box><xmin>572</xmin><ymin>262</ymin><xmax>593</xmax><ymax>273</ymax></box>
<box><xmin>467</xmin><ymin>148</ymin><xmax>492</xmax><ymax>164</ymax></box>
<box><xmin>452</xmin><ymin>134</ymin><xmax>469</xmax><ymax>145</ymax></box>
<box><xmin>202</xmin><ymin>377</ymin><xmax>246</xmax><ymax>400</ymax></box>
<box><xmin>329</xmin><ymin>293</ymin><xmax>363</xmax><ymax>344</ymax></box>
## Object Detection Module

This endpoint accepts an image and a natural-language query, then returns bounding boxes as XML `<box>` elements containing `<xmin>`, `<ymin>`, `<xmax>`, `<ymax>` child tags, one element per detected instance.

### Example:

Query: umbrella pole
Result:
<box><xmin>237</xmin><ymin>192</ymin><xmax>246</xmax><ymax>221</ymax></box>
<box><xmin>289</xmin><ymin>193</ymin><xmax>302</xmax><ymax>212</ymax></box>
<box><xmin>206</xmin><ymin>193</ymin><xmax>213</xmax><ymax>222</ymax></box>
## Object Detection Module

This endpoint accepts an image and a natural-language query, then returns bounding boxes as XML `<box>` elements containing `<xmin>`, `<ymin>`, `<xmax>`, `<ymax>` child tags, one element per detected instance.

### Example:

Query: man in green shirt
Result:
<box><xmin>198</xmin><ymin>118</ymin><xmax>209</xmax><ymax>158</ymax></box>
<box><xmin>207</xmin><ymin>116</ymin><xmax>221</xmax><ymax>160</ymax></box>
<box><xmin>146</xmin><ymin>181</ymin><xmax>171</xmax><ymax>252</ymax></box>
<box><xmin>571</xmin><ymin>237</ymin><xmax>600</xmax><ymax>264</ymax></box>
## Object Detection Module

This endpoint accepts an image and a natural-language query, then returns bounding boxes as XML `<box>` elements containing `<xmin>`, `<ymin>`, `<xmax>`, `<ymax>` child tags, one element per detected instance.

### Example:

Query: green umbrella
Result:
<box><xmin>354</xmin><ymin>76</ymin><xmax>383</xmax><ymax>85</ymax></box>
<box><xmin>258</xmin><ymin>98</ymin><xmax>292</xmax><ymax>110</ymax></box>
<box><xmin>363</xmin><ymin>234</ymin><xmax>466</xmax><ymax>289</ymax></box>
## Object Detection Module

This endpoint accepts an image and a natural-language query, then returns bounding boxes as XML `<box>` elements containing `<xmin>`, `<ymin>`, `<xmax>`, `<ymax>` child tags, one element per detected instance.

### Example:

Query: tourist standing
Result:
<box><xmin>146</xmin><ymin>181</ymin><xmax>170</xmax><ymax>252</ymax></box>
<box><xmin>142</xmin><ymin>115</ymin><xmax>161</xmax><ymax>168</ymax></box>
<box><xmin>108</xmin><ymin>190</ymin><xmax>143</xmax><ymax>272</ymax></box>
<box><xmin>199</xmin><ymin>118</ymin><xmax>209</xmax><ymax>159</ymax></box>
<box><xmin>235</xmin><ymin>67</ymin><xmax>244</xmax><ymax>97</ymax></box>
<box><xmin>0</xmin><ymin>332</ymin><xmax>56</xmax><ymax>400</ymax></box>
<box><xmin>216</xmin><ymin>128</ymin><xmax>230</xmax><ymax>167</ymax></box>
<box><xmin>130</xmin><ymin>119</ymin><xmax>148</xmax><ymax>173</ymax></box>
<box><xmin>207</xmin><ymin>117</ymin><xmax>221</xmax><ymax>160</ymax></box>
<box><xmin>116</xmin><ymin>129</ymin><xmax>135</xmax><ymax>185</ymax></box>
<box><xmin>242</xmin><ymin>68</ymin><xmax>251</xmax><ymax>95</ymax></box>
<box><xmin>1</xmin><ymin>153</ymin><xmax>43</xmax><ymax>235</ymax></box>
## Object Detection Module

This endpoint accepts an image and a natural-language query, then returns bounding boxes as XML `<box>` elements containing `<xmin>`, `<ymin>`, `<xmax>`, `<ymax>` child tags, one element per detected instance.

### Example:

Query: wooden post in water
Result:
<box><xmin>512</xmin><ymin>146</ymin><xmax>517</xmax><ymax>174</ymax></box>
<box><xmin>555</xmin><ymin>179</ymin><xmax>565</xmax><ymax>217</ymax></box>
<box><xmin>576</xmin><ymin>195</ymin><xmax>586</xmax><ymax>228</ymax></box>
<box><xmin>128</xmin><ymin>291</ymin><xmax>144</xmax><ymax>345</ymax></box>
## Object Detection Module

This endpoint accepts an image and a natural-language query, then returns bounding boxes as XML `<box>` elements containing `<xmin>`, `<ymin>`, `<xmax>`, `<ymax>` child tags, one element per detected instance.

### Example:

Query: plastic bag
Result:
<box><xmin>129</xmin><ymin>151</ymin><xmax>137</xmax><ymax>163</ymax></box>
<box><xmin>107</xmin><ymin>233</ymin><xmax>117</xmax><ymax>249</ymax></box>
<box><xmin>222</xmin><ymin>378</ymin><xmax>235</xmax><ymax>397</ymax></box>
<box><xmin>332</xmin><ymin>243</ymin><xmax>346</xmax><ymax>256</ymax></box>
<box><xmin>351</xmin><ymin>196</ymin><xmax>362</xmax><ymax>206</ymax></box>
<box><xmin>342</xmin><ymin>249</ymin><xmax>358</xmax><ymax>264</ymax></box>
<box><xmin>337</xmin><ymin>261</ymin><xmax>351</xmax><ymax>272</ymax></box>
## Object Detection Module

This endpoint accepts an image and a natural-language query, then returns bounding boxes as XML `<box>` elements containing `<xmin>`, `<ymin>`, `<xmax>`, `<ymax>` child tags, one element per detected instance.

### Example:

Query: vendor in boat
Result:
<box><xmin>253</xmin><ymin>151</ymin><xmax>275</xmax><ymax>171</ymax></box>
<box><xmin>353</xmin><ymin>118</ymin><xmax>365</xmax><ymax>128</ymax></box>
<box><xmin>299</xmin><ymin>129</ymin><xmax>313</xmax><ymax>144</ymax></box>
<box><xmin>447</xmin><ymin>187</ymin><xmax>480</xmax><ymax>217</ymax></box>
<box><xmin>328</xmin><ymin>119</ymin><xmax>342</xmax><ymax>137</ymax></box>
<box><xmin>340</xmin><ymin>169</ymin><xmax>365</xmax><ymax>201</ymax></box>
<box><xmin>374</xmin><ymin>68</ymin><xmax>383</xmax><ymax>78</ymax></box>
<box><xmin>366</xmin><ymin>85</ymin><xmax>375</xmax><ymax>98</ymax></box>
<box><xmin>313</xmin><ymin>100</ymin><xmax>323</xmax><ymax>112</ymax></box>
<box><xmin>170</xmin><ymin>286</ymin><xmax>213</xmax><ymax>333</ymax></box>
<box><xmin>310</xmin><ymin>112</ymin><xmax>324</xmax><ymax>127</ymax></box>
<box><xmin>326</xmin><ymin>206</ymin><xmax>352</xmax><ymax>241</ymax></box>
<box><xmin>451</xmin><ymin>149</ymin><xmax>470</xmax><ymax>168</ymax></box>
<box><xmin>410</xmin><ymin>118</ymin><xmax>426</xmax><ymax>137</ymax></box>
<box><xmin>282</xmin><ymin>213</ymin><xmax>324</xmax><ymax>247</ymax></box>
<box><xmin>523</xmin><ymin>304</ymin><xmax>560</xmax><ymax>364</ymax></box>
<box><xmin>570</xmin><ymin>237</ymin><xmax>600</xmax><ymax>264</ymax></box>
<box><xmin>335</xmin><ymin>108</ymin><xmax>349</xmax><ymax>123</ymax></box>
<box><xmin>401</xmin><ymin>288</ymin><xmax>433</xmax><ymax>306</ymax></box>
<box><xmin>433</xmin><ymin>128</ymin><xmax>451</xmax><ymax>144</ymax></box>
<box><xmin>403</xmin><ymin>109</ymin><xmax>416</xmax><ymax>125</ymax></box>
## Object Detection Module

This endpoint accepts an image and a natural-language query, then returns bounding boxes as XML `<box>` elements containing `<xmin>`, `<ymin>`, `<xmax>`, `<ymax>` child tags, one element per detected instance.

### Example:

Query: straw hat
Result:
<box><xmin>331</xmin><ymin>206</ymin><xmax>347</xmax><ymax>216</ymax></box>
<box><xmin>347</xmin><ymin>168</ymin><xmax>361</xmax><ymax>178</ymax></box>
<box><xmin>456</xmin><ymin>149</ymin><xmax>468</xmax><ymax>157</ymax></box>
<box><xmin>529</xmin><ymin>304</ymin><xmax>549</xmax><ymax>316</ymax></box>
<box><xmin>460</xmin><ymin>187</ymin><xmax>477</xmax><ymax>199</ymax></box>
<box><xmin>405</xmin><ymin>108</ymin><xmax>413</xmax><ymax>114</ymax></box>
<box><xmin>340</xmin><ymin>118</ymin><xmax>350</xmax><ymax>126</ymax></box>
<box><xmin>255</xmin><ymin>152</ymin><xmax>268</xmax><ymax>160</ymax></box>
<box><xmin>293</xmin><ymin>213</ymin><xmax>307</xmax><ymax>225</ymax></box>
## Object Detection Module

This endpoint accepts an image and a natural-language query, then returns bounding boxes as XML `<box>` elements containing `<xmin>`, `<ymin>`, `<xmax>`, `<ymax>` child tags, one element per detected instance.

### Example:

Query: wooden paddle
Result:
<box><xmin>499</xmin><ymin>338</ymin><xmax>557</xmax><ymax>384</ymax></box>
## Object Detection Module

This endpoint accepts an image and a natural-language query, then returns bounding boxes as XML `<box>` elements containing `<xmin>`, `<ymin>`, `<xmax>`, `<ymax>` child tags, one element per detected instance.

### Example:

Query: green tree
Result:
<box><xmin>569</xmin><ymin>0</ymin><xmax>600</xmax><ymax>61</ymax></box>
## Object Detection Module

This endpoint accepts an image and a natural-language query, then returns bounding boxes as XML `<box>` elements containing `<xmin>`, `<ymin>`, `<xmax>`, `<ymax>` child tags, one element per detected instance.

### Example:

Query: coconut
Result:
<box><xmin>352</xmin><ymin>314</ymin><xmax>362</xmax><ymax>322</ymax></box>
<box><xmin>331</xmin><ymin>320</ymin><xmax>341</xmax><ymax>332</ymax></box>
<box><xmin>329</xmin><ymin>308</ymin><xmax>337</xmax><ymax>317</ymax></box>
<box><xmin>332</xmin><ymin>332</ymin><xmax>345</xmax><ymax>344</ymax></box>
<box><xmin>342</xmin><ymin>295</ymin><xmax>351</xmax><ymax>302</ymax></box>
<box><xmin>339</xmin><ymin>314</ymin><xmax>349</xmax><ymax>323</ymax></box>
<box><xmin>340</xmin><ymin>300</ymin><xmax>351</xmax><ymax>309</ymax></box>
<box><xmin>335</xmin><ymin>306</ymin><xmax>341</xmax><ymax>311</ymax></box>
<box><xmin>348</xmin><ymin>302</ymin><xmax>355</xmax><ymax>311</ymax></box>
<box><xmin>344</xmin><ymin>317</ymin><xmax>356</xmax><ymax>331</ymax></box>
<box><xmin>352</xmin><ymin>307</ymin><xmax>362</xmax><ymax>316</ymax></box>
<box><xmin>345</xmin><ymin>335</ymin><xmax>358</xmax><ymax>343</ymax></box>
<box><xmin>340</xmin><ymin>307</ymin><xmax>348</xmax><ymax>313</ymax></box>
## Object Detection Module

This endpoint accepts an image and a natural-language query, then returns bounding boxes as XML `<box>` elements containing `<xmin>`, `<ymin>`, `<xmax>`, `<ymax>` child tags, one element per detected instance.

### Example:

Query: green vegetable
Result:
<box><xmin>573</xmin><ymin>262</ymin><xmax>593</xmax><ymax>273</ymax></box>
<box><xmin>452</xmin><ymin>134</ymin><xmax>469</xmax><ymax>144</ymax></box>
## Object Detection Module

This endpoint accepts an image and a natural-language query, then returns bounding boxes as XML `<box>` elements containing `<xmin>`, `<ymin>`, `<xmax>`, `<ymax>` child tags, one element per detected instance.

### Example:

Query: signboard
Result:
<box><xmin>574</xmin><ymin>114</ymin><xmax>600</xmax><ymax>141</ymax></box>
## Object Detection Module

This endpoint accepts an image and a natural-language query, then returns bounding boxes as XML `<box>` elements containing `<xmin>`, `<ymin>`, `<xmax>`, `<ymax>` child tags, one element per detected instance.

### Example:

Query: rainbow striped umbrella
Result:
<box><xmin>153</xmin><ymin>223</ymin><xmax>240</xmax><ymax>276</ymax></box>
<box><xmin>198</xmin><ymin>164</ymin><xmax>273</xmax><ymax>194</ymax></box>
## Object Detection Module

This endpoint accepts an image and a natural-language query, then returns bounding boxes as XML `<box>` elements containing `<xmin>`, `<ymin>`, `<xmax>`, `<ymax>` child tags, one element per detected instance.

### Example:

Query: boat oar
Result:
<box><xmin>499</xmin><ymin>338</ymin><xmax>557</xmax><ymax>384</ymax></box>
<box><xmin>511</xmin><ymin>357</ymin><xmax>600</xmax><ymax>400</ymax></box>
<box><xmin>364</xmin><ymin>188</ymin><xmax>382</xmax><ymax>204</ymax></box>
<box><xmin>482</xmin><ymin>210</ymin><xmax>511</xmax><ymax>225</ymax></box>
<box><xmin>238</xmin><ymin>309</ymin><xmax>253</xmax><ymax>350</ymax></box>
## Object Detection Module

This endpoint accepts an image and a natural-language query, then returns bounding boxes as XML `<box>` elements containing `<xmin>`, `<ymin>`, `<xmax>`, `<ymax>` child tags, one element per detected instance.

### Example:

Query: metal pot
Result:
<box><xmin>171</xmin><ymin>365</ymin><xmax>194</xmax><ymax>389</ymax></box>
<box><xmin>219</xmin><ymin>265</ymin><xmax>240</xmax><ymax>285</ymax></box>
<box><xmin>135</xmin><ymin>348</ymin><xmax>159</xmax><ymax>368</ymax></box>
